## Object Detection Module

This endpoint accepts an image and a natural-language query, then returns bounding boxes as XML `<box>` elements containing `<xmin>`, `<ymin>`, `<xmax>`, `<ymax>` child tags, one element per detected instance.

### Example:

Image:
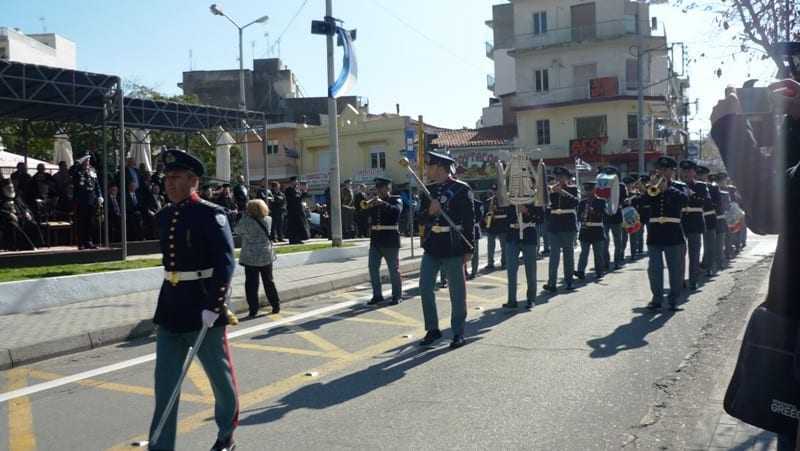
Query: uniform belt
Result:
<box><xmin>164</xmin><ymin>268</ymin><xmax>214</xmax><ymax>285</ymax></box>
<box><xmin>650</xmin><ymin>217</ymin><xmax>681</xmax><ymax>224</ymax></box>
<box><xmin>582</xmin><ymin>222</ymin><xmax>604</xmax><ymax>228</ymax></box>
<box><xmin>551</xmin><ymin>209</ymin><xmax>576</xmax><ymax>215</ymax></box>
<box><xmin>509</xmin><ymin>223</ymin><xmax>534</xmax><ymax>229</ymax></box>
<box><xmin>717</xmin><ymin>215</ymin><xmax>726</xmax><ymax>219</ymax></box>
<box><xmin>492</xmin><ymin>214</ymin><xmax>507</xmax><ymax>219</ymax></box>
<box><xmin>431</xmin><ymin>225</ymin><xmax>462</xmax><ymax>233</ymax></box>
<box><xmin>371</xmin><ymin>225</ymin><xmax>399</xmax><ymax>231</ymax></box>
<box><xmin>703</xmin><ymin>211</ymin><xmax>716</xmax><ymax>216</ymax></box>
<box><xmin>682</xmin><ymin>207</ymin><xmax>704</xmax><ymax>213</ymax></box>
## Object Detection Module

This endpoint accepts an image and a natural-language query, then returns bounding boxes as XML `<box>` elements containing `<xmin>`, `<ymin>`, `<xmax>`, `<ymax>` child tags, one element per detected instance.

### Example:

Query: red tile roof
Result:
<box><xmin>432</xmin><ymin>125</ymin><xmax>516</xmax><ymax>149</ymax></box>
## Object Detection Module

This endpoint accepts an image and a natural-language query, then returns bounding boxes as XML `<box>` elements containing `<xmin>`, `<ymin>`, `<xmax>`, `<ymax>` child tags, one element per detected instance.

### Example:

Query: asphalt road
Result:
<box><xmin>0</xmin><ymin>233</ymin><xmax>777</xmax><ymax>451</ymax></box>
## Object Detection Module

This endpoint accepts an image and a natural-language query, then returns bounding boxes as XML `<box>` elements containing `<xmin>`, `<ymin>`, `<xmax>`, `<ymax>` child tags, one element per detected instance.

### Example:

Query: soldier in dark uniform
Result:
<box><xmin>232</xmin><ymin>175</ymin><xmax>249</xmax><ymax>213</ymax></box>
<box><xmin>148</xmin><ymin>149</ymin><xmax>239</xmax><ymax>451</ymax></box>
<box><xmin>284</xmin><ymin>177</ymin><xmax>309</xmax><ymax>244</ymax></box>
<box><xmin>0</xmin><ymin>178</ymin><xmax>41</xmax><ymax>250</ymax></box>
<box><xmin>636</xmin><ymin>174</ymin><xmax>652</xmax><ymax>256</ymax></box>
<box><xmin>353</xmin><ymin>183</ymin><xmax>370</xmax><ymax>238</ymax></box>
<box><xmin>600</xmin><ymin>166</ymin><xmax>629</xmax><ymax>271</ymax></box>
<box><xmin>71</xmin><ymin>154</ymin><xmax>103</xmax><ymax>249</ymax></box>
<box><xmin>543</xmin><ymin>167</ymin><xmax>579</xmax><ymax>293</ymax></box>
<box><xmin>643</xmin><ymin>156</ymin><xmax>688</xmax><ymax>311</ymax></box>
<box><xmin>678</xmin><ymin>160</ymin><xmax>711</xmax><ymax>290</ymax></box>
<box><xmin>483</xmin><ymin>184</ymin><xmax>507</xmax><ymax>270</ymax></box>
<box><xmin>698</xmin><ymin>167</ymin><xmax>719</xmax><ymax>276</ymax></box>
<box><xmin>418</xmin><ymin>151</ymin><xmax>474</xmax><ymax>349</ymax></box>
<box><xmin>468</xmin><ymin>192</ymin><xmax>484</xmax><ymax>279</ymax></box>
<box><xmin>622</xmin><ymin>175</ymin><xmax>641</xmax><ymax>260</ymax></box>
<box><xmin>575</xmin><ymin>181</ymin><xmax>606</xmax><ymax>281</ymax></box>
<box><xmin>340</xmin><ymin>179</ymin><xmax>356</xmax><ymax>239</ymax></box>
<box><xmin>268</xmin><ymin>181</ymin><xmax>286</xmax><ymax>242</ymax></box>
<box><xmin>715</xmin><ymin>173</ymin><xmax>732</xmax><ymax>268</ymax></box>
<box><xmin>365</xmin><ymin>177</ymin><xmax>404</xmax><ymax>305</ymax></box>
<box><xmin>503</xmin><ymin>201</ymin><xmax>541</xmax><ymax>309</ymax></box>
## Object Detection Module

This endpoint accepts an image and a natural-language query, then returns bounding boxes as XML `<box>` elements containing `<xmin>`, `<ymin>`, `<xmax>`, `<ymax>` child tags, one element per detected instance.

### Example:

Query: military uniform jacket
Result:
<box><xmin>717</xmin><ymin>190</ymin><xmax>732</xmax><ymax>233</ymax></box>
<box><xmin>484</xmin><ymin>195</ymin><xmax>508</xmax><ymax>235</ymax></box>
<box><xmin>368</xmin><ymin>195</ymin><xmax>403</xmax><ymax>249</ymax></box>
<box><xmin>680</xmin><ymin>180</ymin><xmax>711</xmax><ymax>234</ymax></box>
<box><xmin>419</xmin><ymin>178</ymin><xmax>475</xmax><ymax>258</ymax></box>
<box><xmin>505</xmin><ymin>204</ymin><xmax>541</xmax><ymax>244</ymax></box>
<box><xmin>630</xmin><ymin>193</ymin><xmax>650</xmax><ymax>224</ymax></box>
<box><xmin>154</xmin><ymin>193</ymin><xmax>236</xmax><ymax>333</ymax></box>
<box><xmin>603</xmin><ymin>184</ymin><xmax>629</xmax><ymax>225</ymax></box>
<box><xmin>578</xmin><ymin>197</ymin><xmax>606</xmax><ymax>243</ymax></box>
<box><xmin>642</xmin><ymin>182</ymin><xmax>688</xmax><ymax>246</ymax></box>
<box><xmin>547</xmin><ymin>186</ymin><xmax>579</xmax><ymax>233</ymax></box>
<box><xmin>71</xmin><ymin>166</ymin><xmax>101</xmax><ymax>206</ymax></box>
<box><xmin>473</xmin><ymin>199</ymin><xmax>484</xmax><ymax>240</ymax></box>
<box><xmin>705</xmin><ymin>184</ymin><xmax>720</xmax><ymax>231</ymax></box>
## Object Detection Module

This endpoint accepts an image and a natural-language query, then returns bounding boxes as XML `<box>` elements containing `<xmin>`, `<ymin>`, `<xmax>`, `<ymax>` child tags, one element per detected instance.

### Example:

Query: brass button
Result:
<box><xmin>170</xmin><ymin>253</ymin><xmax>175</xmax><ymax>258</ymax></box>
<box><xmin>217</xmin><ymin>297</ymin><xmax>223</xmax><ymax>301</ymax></box>
<box><xmin>169</xmin><ymin>244</ymin><xmax>174</xmax><ymax>249</ymax></box>
<box><xmin>169</xmin><ymin>235</ymin><xmax>174</xmax><ymax>239</ymax></box>
<box><xmin>170</xmin><ymin>227</ymin><xmax>175</xmax><ymax>232</ymax></box>
<box><xmin>172</xmin><ymin>219</ymin><xmax>178</xmax><ymax>224</ymax></box>
<box><xmin>169</xmin><ymin>262</ymin><xmax>175</xmax><ymax>266</ymax></box>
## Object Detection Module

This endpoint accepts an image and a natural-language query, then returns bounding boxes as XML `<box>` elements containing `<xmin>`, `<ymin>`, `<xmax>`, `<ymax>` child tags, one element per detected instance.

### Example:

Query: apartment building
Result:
<box><xmin>482</xmin><ymin>0</ymin><xmax>686</xmax><ymax>173</ymax></box>
<box><xmin>0</xmin><ymin>27</ymin><xmax>76</xmax><ymax>69</ymax></box>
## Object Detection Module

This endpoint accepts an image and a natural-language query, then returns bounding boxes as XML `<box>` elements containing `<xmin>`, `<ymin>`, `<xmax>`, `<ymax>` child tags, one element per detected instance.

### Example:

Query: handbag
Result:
<box><xmin>253</xmin><ymin>217</ymin><xmax>277</xmax><ymax>263</ymax></box>
<box><xmin>724</xmin><ymin>305</ymin><xmax>800</xmax><ymax>434</ymax></box>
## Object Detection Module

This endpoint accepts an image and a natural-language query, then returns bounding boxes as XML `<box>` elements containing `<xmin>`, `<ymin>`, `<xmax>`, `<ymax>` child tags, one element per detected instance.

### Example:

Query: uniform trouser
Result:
<box><xmin>420</xmin><ymin>254</ymin><xmax>467</xmax><ymax>336</ymax></box>
<box><xmin>505</xmin><ymin>240</ymin><xmax>537</xmax><ymax>304</ymax></box>
<box><xmin>577</xmin><ymin>239</ymin><xmax>604</xmax><ymax>275</ymax></box>
<box><xmin>486</xmin><ymin>232</ymin><xmax>506</xmax><ymax>267</ymax></box>
<box><xmin>647</xmin><ymin>244</ymin><xmax>683</xmax><ymax>304</ymax></box>
<box><xmin>716</xmin><ymin>224</ymin><xmax>728</xmax><ymax>268</ymax></box>
<box><xmin>537</xmin><ymin>223</ymin><xmax>550</xmax><ymax>252</ymax></box>
<box><xmin>739</xmin><ymin>222</ymin><xmax>747</xmax><ymax>246</ymax></box>
<box><xmin>77</xmin><ymin>203</ymin><xmax>97</xmax><ymax>246</ymax></box>
<box><xmin>244</xmin><ymin>264</ymin><xmax>280</xmax><ymax>313</ymax></box>
<box><xmin>629</xmin><ymin>228</ymin><xmax>644</xmax><ymax>257</ymax></box>
<box><xmin>682</xmin><ymin>232</ymin><xmax>702</xmax><ymax>285</ymax></box>
<box><xmin>369</xmin><ymin>246</ymin><xmax>402</xmax><ymax>301</ymax></box>
<box><xmin>701</xmin><ymin>229</ymin><xmax>717</xmax><ymax>273</ymax></box>
<box><xmin>603</xmin><ymin>223</ymin><xmax>624</xmax><ymax>267</ymax></box>
<box><xmin>149</xmin><ymin>326</ymin><xmax>239</xmax><ymax>451</ymax></box>
<box><xmin>548</xmin><ymin>231</ymin><xmax>576</xmax><ymax>286</ymax></box>
<box><xmin>271</xmin><ymin>211</ymin><xmax>285</xmax><ymax>240</ymax></box>
<box><xmin>470</xmin><ymin>236</ymin><xmax>480</xmax><ymax>276</ymax></box>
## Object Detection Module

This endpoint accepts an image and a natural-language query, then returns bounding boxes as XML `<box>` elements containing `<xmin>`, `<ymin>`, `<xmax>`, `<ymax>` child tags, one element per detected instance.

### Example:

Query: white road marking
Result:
<box><xmin>0</xmin><ymin>282</ymin><xmax>417</xmax><ymax>404</ymax></box>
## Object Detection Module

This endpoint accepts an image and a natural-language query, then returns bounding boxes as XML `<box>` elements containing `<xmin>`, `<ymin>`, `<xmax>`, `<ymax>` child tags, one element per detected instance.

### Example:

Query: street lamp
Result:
<box><xmin>210</xmin><ymin>4</ymin><xmax>268</xmax><ymax>187</ymax></box>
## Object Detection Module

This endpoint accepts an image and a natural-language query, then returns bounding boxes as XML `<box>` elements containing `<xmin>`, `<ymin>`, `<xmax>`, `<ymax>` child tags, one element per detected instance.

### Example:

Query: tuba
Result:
<box><xmin>646</xmin><ymin>176</ymin><xmax>665</xmax><ymax>197</ymax></box>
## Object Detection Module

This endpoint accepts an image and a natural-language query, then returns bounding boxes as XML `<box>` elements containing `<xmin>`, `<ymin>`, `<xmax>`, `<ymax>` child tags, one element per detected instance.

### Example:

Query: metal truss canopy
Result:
<box><xmin>113</xmin><ymin>96</ymin><xmax>264</xmax><ymax>133</ymax></box>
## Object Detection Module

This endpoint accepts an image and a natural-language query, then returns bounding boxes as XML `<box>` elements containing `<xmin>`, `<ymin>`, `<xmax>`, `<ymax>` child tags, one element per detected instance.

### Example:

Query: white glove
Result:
<box><xmin>97</xmin><ymin>197</ymin><xmax>104</xmax><ymax>206</ymax></box>
<box><xmin>201</xmin><ymin>309</ymin><xmax>219</xmax><ymax>328</ymax></box>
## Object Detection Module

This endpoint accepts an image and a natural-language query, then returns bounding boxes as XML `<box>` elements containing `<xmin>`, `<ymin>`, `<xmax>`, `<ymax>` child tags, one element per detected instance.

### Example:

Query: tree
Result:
<box><xmin>677</xmin><ymin>0</ymin><xmax>798</xmax><ymax>76</ymax></box>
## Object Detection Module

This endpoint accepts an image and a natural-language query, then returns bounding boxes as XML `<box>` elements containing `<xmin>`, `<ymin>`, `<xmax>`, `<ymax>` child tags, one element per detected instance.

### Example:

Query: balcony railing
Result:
<box><xmin>512</xmin><ymin>81</ymin><xmax>663</xmax><ymax>109</ymax></box>
<box><xmin>487</xmin><ymin>74</ymin><xmax>496</xmax><ymax>92</ymax></box>
<box><xmin>513</xmin><ymin>18</ymin><xmax>638</xmax><ymax>51</ymax></box>
<box><xmin>485</xmin><ymin>41</ymin><xmax>494</xmax><ymax>58</ymax></box>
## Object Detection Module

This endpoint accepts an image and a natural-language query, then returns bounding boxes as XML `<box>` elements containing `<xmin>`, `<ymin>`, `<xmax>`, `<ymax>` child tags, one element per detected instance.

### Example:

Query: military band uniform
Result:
<box><xmin>367</xmin><ymin>178</ymin><xmax>404</xmax><ymax>305</ymax></box>
<box><xmin>716</xmin><ymin>187</ymin><xmax>732</xmax><ymax>268</ymax></box>
<box><xmin>633</xmin><ymin>175</ymin><xmax>651</xmax><ymax>257</ymax></box>
<box><xmin>418</xmin><ymin>152</ymin><xmax>475</xmax><ymax>348</ymax></box>
<box><xmin>545</xmin><ymin>168</ymin><xmax>579</xmax><ymax>291</ymax></box>
<box><xmin>470</xmin><ymin>197</ymin><xmax>484</xmax><ymax>278</ymax></box>
<box><xmin>484</xmin><ymin>193</ymin><xmax>507</xmax><ymax>269</ymax></box>
<box><xmin>576</xmin><ymin>191</ymin><xmax>607</xmax><ymax>280</ymax></box>
<box><xmin>601</xmin><ymin>168</ymin><xmax>629</xmax><ymax>270</ymax></box>
<box><xmin>504</xmin><ymin>204</ymin><xmax>541</xmax><ymax>308</ymax></box>
<box><xmin>643</xmin><ymin>158</ymin><xmax>688</xmax><ymax>310</ymax></box>
<box><xmin>679</xmin><ymin>162</ymin><xmax>711</xmax><ymax>290</ymax></box>
<box><xmin>701</xmin><ymin>170</ymin><xmax>719</xmax><ymax>275</ymax></box>
<box><xmin>148</xmin><ymin>150</ymin><xmax>239</xmax><ymax>451</ymax></box>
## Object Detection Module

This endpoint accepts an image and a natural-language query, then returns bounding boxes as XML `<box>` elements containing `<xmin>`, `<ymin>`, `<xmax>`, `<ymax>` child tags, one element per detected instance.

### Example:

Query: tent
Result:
<box><xmin>215</xmin><ymin>129</ymin><xmax>236</xmax><ymax>183</ymax></box>
<box><xmin>129</xmin><ymin>129</ymin><xmax>152</xmax><ymax>173</ymax></box>
<box><xmin>53</xmin><ymin>133</ymin><xmax>74</xmax><ymax>167</ymax></box>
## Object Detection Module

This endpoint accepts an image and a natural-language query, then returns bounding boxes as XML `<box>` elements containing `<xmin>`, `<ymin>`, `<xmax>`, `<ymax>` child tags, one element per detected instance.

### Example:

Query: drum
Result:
<box><xmin>595</xmin><ymin>173</ymin><xmax>620</xmax><ymax>215</ymax></box>
<box><xmin>726</xmin><ymin>202</ymin><xmax>746</xmax><ymax>233</ymax></box>
<box><xmin>622</xmin><ymin>206</ymin><xmax>641</xmax><ymax>234</ymax></box>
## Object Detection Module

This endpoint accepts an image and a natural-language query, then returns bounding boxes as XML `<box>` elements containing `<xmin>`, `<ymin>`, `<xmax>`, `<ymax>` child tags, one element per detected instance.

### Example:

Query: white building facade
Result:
<box><xmin>0</xmin><ymin>28</ymin><xmax>77</xmax><ymax>69</ymax></box>
<box><xmin>481</xmin><ymin>0</ymin><xmax>687</xmax><ymax>173</ymax></box>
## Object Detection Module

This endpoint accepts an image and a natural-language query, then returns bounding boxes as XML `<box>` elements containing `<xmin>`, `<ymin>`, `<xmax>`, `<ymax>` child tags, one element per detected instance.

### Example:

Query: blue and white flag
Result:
<box><xmin>329</xmin><ymin>27</ymin><xmax>358</xmax><ymax>98</ymax></box>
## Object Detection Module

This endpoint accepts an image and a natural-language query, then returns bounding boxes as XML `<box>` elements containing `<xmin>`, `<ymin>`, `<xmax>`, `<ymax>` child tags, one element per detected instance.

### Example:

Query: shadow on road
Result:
<box><xmin>238</xmin><ymin>304</ymin><xmax>517</xmax><ymax>427</ymax></box>
<box><xmin>585</xmin><ymin>308</ymin><xmax>676</xmax><ymax>358</ymax></box>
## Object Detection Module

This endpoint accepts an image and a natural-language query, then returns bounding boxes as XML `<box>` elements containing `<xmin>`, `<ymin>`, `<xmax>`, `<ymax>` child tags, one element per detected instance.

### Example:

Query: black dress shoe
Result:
<box><xmin>525</xmin><ymin>300</ymin><xmax>534</xmax><ymax>309</ymax></box>
<box><xmin>419</xmin><ymin>329</ymin><xmax>442</xmax><ymax>346</ymax></box>
<box><xmin>248</xmin><ymin>311</ymin><xmax>258</xmax><ymax>319</ymax></box>
<box><xmin>449</xmin><ymin>335</ymin><xmax>466</xmax><ymax>349</ymax></box>
<box><xmin>646</xmin><ymin>302</ymin><xmax>660</xmax><ymax>310</ymax></box>
<box><xmin>574</xmin><ymin>271</ymin><xmax>585</xmax><ymax>280</ymax></box>
<box><xmin>367</xmin><ymin>298</ymin><xmax>384</xmax><ymax>306</ymax></box>
<box><xmin>271</xmin><ymin>306</ymin><xmax>280</xmax><ymax>314</ymax></box>
<box><xmin>388</xmin><ymin>298</ymin><xmax>400</xmax><ymax>305</ymax></box>
<box><xmin>668</xmin><ymin>304</ymin><xmax>682</xmax><ymax>312</ymax></box>
<box><xmin>542</xmin><ymin>284</ymin><xmax>557</xmax><ymax>293</ymax></box>
<box><xmin>467</xmin><ymin>274</ymin><xmax>476</xmax><ymax>280</ymax></box>
<box><xmin>211</xmin><ymin>435</ymin><xmax>236</xmax><ymax>451</ymax></box>
<box><xmin>502</xmin><ymin>302</ymin><xmax>518</xmax><ymax>309</ymax></box>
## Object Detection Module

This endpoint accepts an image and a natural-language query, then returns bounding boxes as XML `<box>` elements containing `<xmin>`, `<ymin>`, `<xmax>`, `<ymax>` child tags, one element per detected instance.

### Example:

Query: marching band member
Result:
<box><xmin>643</xmin><ymin>156</ymin><xmax>688</xmax><ymax>311</ymax></box>
<box><xmin>715</xmin><ymin>173</ymin><xmax>732</xmax><ymax>268</ymax></box>
<box><xmin>483</xmin><ymin>184</ymin><xmax>507</xmax><ymax>270</ymax></box>
<box><xmin>679</xmin><ymin>160</ymin><xmax>711</xmax><ymax>291</ymax></box>
<box><xmin>469</xmin><ymin>189</ymin><xmax>484</xmax><ymax>280</ymax></box>
<box><xmin>366</xmin><ymin>177</ymin><xmax>404</xmax><ymax>306</ymax></box>
<box><xmin>698</xmin><ymin>167</ymin><xmax>719</xmax><ymax>276</ymax></box>
<box><xmin>575</xmin><ymin>181</ymin><xmax>606</xmax><ymax>281</ymax></box>
<box><xmin>543</xmin><ymin>167</ymin><xmax>579</xmax><ymax>293</ymax></box>
<box><xmin>600</xmin><ymin>166</ymin><xmax>629</xmax><ymax>271</ymax></box>
<box><xmin>503</xmin><ymin>202</ymin><xmax>541</xmax><ymax>309</ymax></box>
<box><xmin>418</xmin><ymin>151</ymin><xmax>475</xmax><ymax>349</ymax></box>
<box><xmin>623</xmin><ymin>175</ymin><xmax>643</xmax><ymax>260</ymax></box>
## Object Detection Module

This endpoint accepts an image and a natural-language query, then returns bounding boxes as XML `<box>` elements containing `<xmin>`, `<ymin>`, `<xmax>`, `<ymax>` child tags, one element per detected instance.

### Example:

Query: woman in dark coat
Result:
<box><xmin>284</xmin><ymin>177</ymin><xmax>309</xmax><ymax>244</ymax></box>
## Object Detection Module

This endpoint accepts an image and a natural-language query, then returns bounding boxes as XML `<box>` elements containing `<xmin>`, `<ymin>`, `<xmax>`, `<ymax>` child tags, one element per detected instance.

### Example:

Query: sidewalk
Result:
<box><xmin>0</xmin><ymin>239</ymin><xmax>427</xmax><ymax>370</ymax></box>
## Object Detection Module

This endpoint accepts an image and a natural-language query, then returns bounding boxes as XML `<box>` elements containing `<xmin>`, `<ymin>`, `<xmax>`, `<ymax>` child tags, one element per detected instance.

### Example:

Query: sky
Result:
<box><xmin>3</xmin><ymin>0</ymin><xmax>779</xmax><ymax>138</ymax></box>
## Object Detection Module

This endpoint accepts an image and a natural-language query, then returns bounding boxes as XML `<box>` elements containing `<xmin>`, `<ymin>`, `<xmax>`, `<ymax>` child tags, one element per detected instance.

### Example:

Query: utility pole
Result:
<box><xmin>325</xmin><ymin>0</ymin><xmax>343</xmax><ymax>247</ymax></box>
<box><xmin>636</xmin><ymin>7</ymin><xmax>646</xmax><ymax>175</ymax></box>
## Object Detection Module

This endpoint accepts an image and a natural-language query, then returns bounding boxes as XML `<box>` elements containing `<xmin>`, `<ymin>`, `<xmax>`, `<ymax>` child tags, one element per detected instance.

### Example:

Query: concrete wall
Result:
<box><xmin>245</xmin><ymin>124</ymin><xmax>300</xmax><ymax>183</ymax></box>
<box><xmin>512</xmin><ymin>0</ymin><xmax>650</xmax><ymax>38</ymax></box>
<box><xmin>0</xmin><ymin>28</ymin><xmax>76</xmax><ymax>69</ymax></box>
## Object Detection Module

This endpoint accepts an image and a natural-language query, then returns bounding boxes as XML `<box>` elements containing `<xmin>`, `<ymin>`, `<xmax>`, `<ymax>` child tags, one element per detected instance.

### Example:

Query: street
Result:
<box><xmin>0</xmin><ymin>233</ymin><xmax>777</xmax><ymax>450</ymax></box>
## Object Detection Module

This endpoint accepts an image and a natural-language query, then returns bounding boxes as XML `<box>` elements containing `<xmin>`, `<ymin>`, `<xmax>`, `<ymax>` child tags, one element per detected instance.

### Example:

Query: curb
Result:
<box><xmin>0</xmin><ymin>258</ymin><xmax>422</xmax><ymax>370</ymax></box>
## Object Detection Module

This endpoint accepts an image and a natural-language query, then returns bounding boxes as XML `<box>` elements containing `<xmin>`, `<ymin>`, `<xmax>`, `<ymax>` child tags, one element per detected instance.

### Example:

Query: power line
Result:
<box><xmin>263</xmin><ymin>0</ymin><xmax>310</xmax><ymax>58</ymax></box>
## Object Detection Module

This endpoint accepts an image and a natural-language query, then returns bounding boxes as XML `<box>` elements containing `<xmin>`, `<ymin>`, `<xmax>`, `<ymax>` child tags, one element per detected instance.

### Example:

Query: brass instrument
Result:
<box><xmin>485</xmin><ymin>196</ymin><xmax>496</xmax><ymax>229</ymax></box>
<box><xmin>646</xmin><ymin>176</ymin><xmax>665</xmax><ymax>197</ymax></box>
<box><xmin>549</xmin><ymin>183</ymin><xmax>579</xmax><ymax>201</ymax></box>
<box><xmin>360</xmin><ymin>195</ymin><xmax>383</xmax><ymax>210</ymax></box>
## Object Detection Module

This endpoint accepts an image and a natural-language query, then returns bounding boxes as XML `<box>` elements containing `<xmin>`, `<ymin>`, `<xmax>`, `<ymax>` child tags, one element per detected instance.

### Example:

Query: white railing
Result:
<box><xmin>514</xmin><ymin>18</ymin><xmax>638</xmax><ymax>51</ymax></box>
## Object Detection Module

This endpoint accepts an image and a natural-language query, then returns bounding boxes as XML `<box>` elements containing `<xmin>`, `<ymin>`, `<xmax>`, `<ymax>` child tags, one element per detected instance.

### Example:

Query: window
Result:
<box><xmin>627</xmin><ymin>115</ymin><xmax>639</xmax><ymax>139</ymax></box>
<box><xmin>536</xmin><ymin>120</ymin><xmax>551</xmax><ymax>145</ymax></box>
<box><xmin>626</xmin><ymin>59</ymin><xmax>639</xmax><ymax>90</ymax></box>
<box><xmin>533</xmin><ymin>12</ymin><xmax>548</xmax><ymax>35</ymax></box>
<box><xmin>370</xmin><ymin>150</ymin><xmax>386</xmax><ymax>170</ymax></box>
<box><xmin>0</xmin><ymin>45</ymin><xmax>6</xmax><ymax>60</ymax></box>
<box><xmin>575</xmin><ymin>115</ymin><xmax>607</xmax><ymax>139</ymax></box>
<box><xmin>535</xmin><ymin>69</ymin><xmax>549</xmax><ymax>92</ymax></box>
<box><xmin>267</xmin><ymin>140</ymin><xmax>279</xmax><ymax>155</ymax></box>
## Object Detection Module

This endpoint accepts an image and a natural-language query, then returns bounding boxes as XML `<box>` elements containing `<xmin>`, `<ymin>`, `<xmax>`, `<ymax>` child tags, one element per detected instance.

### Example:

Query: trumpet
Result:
<box><xmin>360</xmin><ymin>196</ymin><xmax>382</xmax><ymax>209</ymax></box>
<box><xmin>550</xmin><ymin>183</ymin><xmax>579</xmax><ymax>201</ymax></box>
<box><xmin>646</xmin><ymin>176</ymin><xmax>665</xmax><ymax>197</ymax></box>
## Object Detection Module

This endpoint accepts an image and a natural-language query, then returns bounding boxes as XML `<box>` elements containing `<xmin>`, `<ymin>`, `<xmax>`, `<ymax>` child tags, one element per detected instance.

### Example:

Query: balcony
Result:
<box><xmin>485</xmin><ymin>40</ymin><xmax>494</xmax><ymax>59</ymax></box>
<box><xmin>512</xmin><ymin>78</ymin><xmax>664</xmax><ymax>110</ymax></box>
<box><xmin>487</xmin><ymin>74</ymin><xmax>496</xmax><ymax>92</ymax></box>
<box><xmin>513</xmin><ymin>18</ymin><xmax>638</xmax><ymax>52</ymax></box>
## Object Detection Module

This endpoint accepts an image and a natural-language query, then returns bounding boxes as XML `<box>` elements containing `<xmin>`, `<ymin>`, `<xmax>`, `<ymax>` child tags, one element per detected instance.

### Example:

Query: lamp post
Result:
<box><xmin>210</xmin><ymin>3</ymin><xmax>268</xmax><ymax>188</ymax></box>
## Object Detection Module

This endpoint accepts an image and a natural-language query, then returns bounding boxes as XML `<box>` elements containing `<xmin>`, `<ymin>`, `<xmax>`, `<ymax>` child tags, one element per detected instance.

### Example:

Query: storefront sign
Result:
<box><xmin>589</xmin><ymin>77</ymin><xmax>619</xmax><ymax>98</ymax></box>
<box><xmin>569</xmin><ymin>136</ymin><xmax>608</xmax><ymax>161</ymax></box>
